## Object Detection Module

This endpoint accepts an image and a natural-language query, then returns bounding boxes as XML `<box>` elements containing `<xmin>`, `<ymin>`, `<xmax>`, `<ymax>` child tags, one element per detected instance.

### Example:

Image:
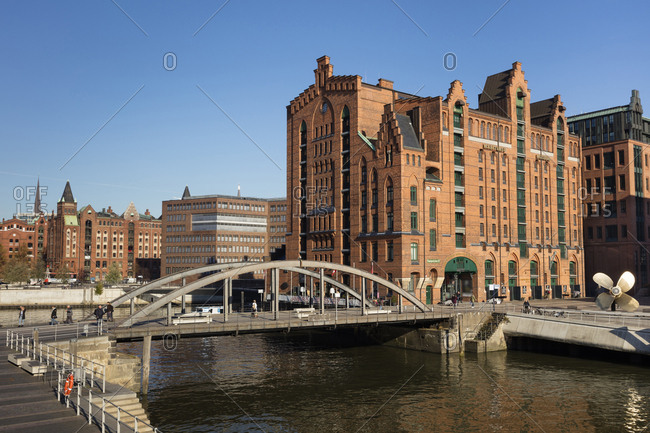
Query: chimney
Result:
<box><xmin>107</xmin><ymin>206</ymin><xmax>112</xmax><ymax>213</ymax></box>
<box><xmin>237</xmin><ymin>185</ymin><xmax>241</xmax><ymax>197</ymax></box>
<box><xmin>145</xmin><ymin>209</ymin><xmax>150</xmax><ymax>216</ymax></box>
<box><xmin>314</xmin><ymin>55</ymin><xmax>333</xmax><ymax>88</ymax></box>
<box><xmin>378</xmin><ymin>78</ymin><xmax>393</xmax><ymax>90</ymax></box>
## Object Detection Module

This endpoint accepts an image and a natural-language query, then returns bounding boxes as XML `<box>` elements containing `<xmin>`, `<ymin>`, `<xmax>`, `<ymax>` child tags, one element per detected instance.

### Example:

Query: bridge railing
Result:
<box><xmin>6</xmin><ymin>329</ymin><xmax>106</xmax><ymax>392</ymax></box>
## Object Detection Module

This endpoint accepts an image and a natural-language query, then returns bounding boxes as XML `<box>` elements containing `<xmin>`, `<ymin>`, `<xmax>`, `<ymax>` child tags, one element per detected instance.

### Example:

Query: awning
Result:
<box><xmin>444</xmin><ymin>257</ymin><xmax>477</xmax><ymax>273</ymax></box>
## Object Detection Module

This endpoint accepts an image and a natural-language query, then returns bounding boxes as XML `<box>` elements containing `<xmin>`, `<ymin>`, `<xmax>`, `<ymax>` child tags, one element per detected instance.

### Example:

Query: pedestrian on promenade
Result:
<box><xmin>470</xmin><ymin>295</ymin><xmax>476</xmax><ymax>308</ymax></box>
<box><xmin>50</xmin><ymin>306</ymin><xmax>58</xmax><ymax>325</ymax></box>
<box><xmin>18</xmin><ymin>306</ymin><xmax>26</xmax><ymax>327</ymax></box>
<box><xmin>451</xmin><ymin>294</ymin><xmax>457</xmax><ymax>307</ymax></box>
<box><xmin>94</xmin><ymin>304</ymin><xmax>105</xmax><ymax>328</ymax></box>
<box><xmin>252</xmin><ymin>300</ymin><xmax>258</xmax><ymax>318</ymax></box>
<box><xmin>106</xmin><ymin>302</ymin><xmax>114</xmax><ymax>322</ymax></box>
<box><xmin>523</xmin><ymin>298</ymin><xmax>531</xmax><ymax>314</ymax></box>
<box><xmin>65</xmin><ymin>306</ymin><xmax>73</xmax><ymax>324</ymax></box>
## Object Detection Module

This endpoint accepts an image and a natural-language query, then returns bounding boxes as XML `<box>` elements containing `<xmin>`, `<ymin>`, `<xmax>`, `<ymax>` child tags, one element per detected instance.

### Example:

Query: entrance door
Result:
<box><xmin>426</xmin><ymin>285</ymin><xmax>432</xmax><ymax>304</ymax></box>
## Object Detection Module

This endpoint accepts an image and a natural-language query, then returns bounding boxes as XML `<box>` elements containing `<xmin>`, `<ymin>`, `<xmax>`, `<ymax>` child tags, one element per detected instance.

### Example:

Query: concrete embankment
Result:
<box><xmin>0</xmin><ymin>287</ymin><xmax>128</xmax><ymax>306</ymax></box>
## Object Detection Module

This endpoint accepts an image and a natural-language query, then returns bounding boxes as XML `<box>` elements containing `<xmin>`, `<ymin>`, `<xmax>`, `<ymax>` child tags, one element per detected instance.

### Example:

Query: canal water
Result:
<box><xmin>119</xmin><ymin>332</ymin><xmax>650</xmax><ymax>433</ymax></box>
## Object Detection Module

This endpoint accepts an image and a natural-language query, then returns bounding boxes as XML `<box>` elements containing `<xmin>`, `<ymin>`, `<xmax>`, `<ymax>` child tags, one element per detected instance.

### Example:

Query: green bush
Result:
<box><xmin>94</xmin><ymin>282</ymin><xmax>104</xmax><ymax>296</ymax></box>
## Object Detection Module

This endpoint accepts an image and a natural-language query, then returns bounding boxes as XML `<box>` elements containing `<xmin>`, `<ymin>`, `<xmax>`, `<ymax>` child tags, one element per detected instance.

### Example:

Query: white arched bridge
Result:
<box><xmin>109</xmin><ymin>260</ymin><xmax>433</xmax><ymax>338</ymax></box>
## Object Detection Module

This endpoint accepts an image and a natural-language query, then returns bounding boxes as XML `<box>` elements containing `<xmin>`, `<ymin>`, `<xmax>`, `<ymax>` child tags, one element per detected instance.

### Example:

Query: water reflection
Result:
<box><xmin>119</xmin><ymin>332</ymin><xmax>650</xmax><ymax>433</ymax></box>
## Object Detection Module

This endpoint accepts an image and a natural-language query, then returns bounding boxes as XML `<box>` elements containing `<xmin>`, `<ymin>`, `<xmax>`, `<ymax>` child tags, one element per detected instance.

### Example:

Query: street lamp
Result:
<box><xmin>330</xmin><ymin>287</ymin><xmax>340</xmax><ymax>321</ymax></box>
<box><xmin>300</xmin><ymin>286</ymin><xmax>305</xmax><ymax>304</ymax></box>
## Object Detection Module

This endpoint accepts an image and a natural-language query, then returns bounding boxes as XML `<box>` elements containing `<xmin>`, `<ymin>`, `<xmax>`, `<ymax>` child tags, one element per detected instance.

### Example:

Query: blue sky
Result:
<box><xmin>2</xmin><ymin>0</ymin><xmax>649</xmax><ymax>218</ymax></box>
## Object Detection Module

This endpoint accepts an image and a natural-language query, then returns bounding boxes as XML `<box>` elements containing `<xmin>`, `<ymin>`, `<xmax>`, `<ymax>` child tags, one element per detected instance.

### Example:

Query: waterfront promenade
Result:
<box><xmin>0</xmin><ymin>344</ymin><xmax>100</xmax><ymax>433</ymax></box>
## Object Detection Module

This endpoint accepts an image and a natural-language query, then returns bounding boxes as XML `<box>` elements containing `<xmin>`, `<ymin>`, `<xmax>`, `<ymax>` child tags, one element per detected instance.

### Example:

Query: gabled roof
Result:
<box><xmin>478</xmin><ymin>70</ymin><xmax>510</xmax><ymax>105</ymax></box>
<box><xmin>396</xmin><ymin>114</ymin><xmax>422</xmax><ymax>150</ymax></box>
<box><xmin>182</xmin><ymin>186</ymin><xmax>191</xmax><ymax>199</ymax></box>
<box><xmin>530</xmin><ymin>98</ymin><xmax>555</xmax><ymax>127</ymax></box>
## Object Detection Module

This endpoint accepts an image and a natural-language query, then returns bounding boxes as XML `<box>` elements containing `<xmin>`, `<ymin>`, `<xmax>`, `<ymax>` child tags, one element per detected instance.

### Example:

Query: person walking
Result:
<box><xmin>94</xmin><ymin>304</ymin><xmax>105</xmax><ymax>329</ymax></box>
<box><xmin>18</xmin><ymin>306</ymin><xmax>26</xmax><ymax>327</ymax></box>
<box><xmin>251</xmin><ymin>300</ymin><xmax>258</xmax><ymax>318</ymax></box>
<box><xmin>470</xmin><ymin>295</ymin><xmax>476</xmax><ymax>308</ymax></box>
<box><xmin>50</xmin><ymin>306</ymin><xmax>58</xmax><ymax>325</ymax></box>
<box><xmin>106</xmin><ymin>302</ymin><xmax>114</xmax><ymax>322</ymax></box>
<box><xmin>65</xmin><ymin>305</ymin><xmax>73</xmax><ymax>324</ymax></box>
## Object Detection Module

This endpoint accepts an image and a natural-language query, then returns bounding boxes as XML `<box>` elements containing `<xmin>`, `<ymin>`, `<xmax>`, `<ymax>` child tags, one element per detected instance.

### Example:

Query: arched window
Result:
<box><xmin>481</xmin><ymin>122</ymin><xmax>485</xmax><ymax>138</ymax></box>
<box><xmin>341</xmin><ymin>106</ymin><xmax>350</xmax><ymax>153</ymax></box>
<box><xmin>508</xmin><ymin>260</ymin><xmax>518</xmax><ymax>287</ymax></box>
<box><xmin>499</xmin><ymin>125</ymin><xmax>503</xmax><ymax>142</ymax></box>
<box><xmin>504</xmin><ymin>126</ymin><xmax>510</xmax><ymax>143</ymax></box>
<box><xmin>530</xmin><ymin>261</ymin><xmax>539</xmax><ymax>287</ymax></box>
<box><xmin>453</xmin><ymin>103</ymin><xmax>463</xmax><ymax>128</ymax></box>
<box><xmin>487</xmin><ymin>122</ymin><xmax>492</xmax><ymax>140</ymax></box>
<box><xmin>385</xmin><ymin>177</ymin><xmax>394</xmax><ymax>205</ymax></box>
<box><xmin>360</xmin><ymin>158</ymin><xmax>367</xmax><ymax>184</ymax></box>
<box><xmin>485</xmin><ymin>260</ymin><xmax>495</xmax><ymax>287</ymax></box>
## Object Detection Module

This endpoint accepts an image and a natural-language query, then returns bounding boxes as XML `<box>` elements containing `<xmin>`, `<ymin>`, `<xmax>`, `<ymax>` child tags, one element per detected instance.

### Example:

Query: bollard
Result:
<box><xmin>141</xmin><ymin>335</ymin><xmax>152</xmax><ymax>395</ymax></box>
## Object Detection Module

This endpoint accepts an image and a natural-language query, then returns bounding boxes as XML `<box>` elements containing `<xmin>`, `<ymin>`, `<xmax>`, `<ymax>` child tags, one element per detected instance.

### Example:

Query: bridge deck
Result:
<box><xmin>110</xmin><ymin>308</ymin><xmax>450</xmax><ymax>342</ymax></box>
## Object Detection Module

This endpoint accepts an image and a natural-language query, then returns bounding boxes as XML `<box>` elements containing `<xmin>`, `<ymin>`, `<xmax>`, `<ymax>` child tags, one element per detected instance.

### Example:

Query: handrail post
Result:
<box><xmin>117</xmin><ymin>407</ymin><xmax>121</xmax><ymax>433</ymax></box>
<box><xmin>77</xmin><ymin>382</ymin><xmax>81</xmax><ymax>416</ymax></box>
<box><xmin>57</xmin><ymin>370</ymin><xmax>61</xmax><ymax>402</ymax></box>
<box><xmin>88</xmin><ymin>389</ymin><xmax>92</xmax><ymax>424</ymax></box>
<box><xmin>101</xmin><ymin>399</ymin><xmax>106</xmax><ymax>433</ymax></box>
<box><xmin>134</xmin><ymin>416</ymin><xmax>138</xmax><ymax>432</ymax></box>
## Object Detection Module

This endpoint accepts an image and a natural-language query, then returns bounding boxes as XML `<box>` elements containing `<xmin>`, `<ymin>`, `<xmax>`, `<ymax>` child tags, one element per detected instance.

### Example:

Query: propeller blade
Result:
<box><xmin>593</xmin><ymin>273</ymin><xmax>614</xmax><ymax>290</ymax></box>
<box><xmin>595</xmin><ymin>292</ymin><xmax>616</xmax><ymax>310</ymax></box>
<box><xmin>617</xmin><ymin>271</ymin><xmax>635</xmax><ymax>293</ymax></box>
<box><xmin>616</xmin><ymin>293</ymin><xmax>640</xmax><ymax>312</ymax></box>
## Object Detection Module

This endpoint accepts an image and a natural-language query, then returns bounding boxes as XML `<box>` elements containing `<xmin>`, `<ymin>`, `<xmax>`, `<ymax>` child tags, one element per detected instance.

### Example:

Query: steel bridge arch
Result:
<box><xmin>118</xmin><ymin>260</ymin><xmax>428</xmax><ymax>327</ymax></box>
<box><xmin>110</xmin><ymin>262</ymin><xmax>373</xmax><ymax>311</ymax></box>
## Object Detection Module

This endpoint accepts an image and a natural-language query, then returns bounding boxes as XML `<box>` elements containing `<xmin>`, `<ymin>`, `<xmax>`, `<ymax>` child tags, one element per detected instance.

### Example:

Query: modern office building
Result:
<box><xmin>285</xmin><ymin>56</ymin><xmax>584</xmax><ymax>304</ymax></box>
<box><xmin>567</xmin><ymin>90</ymin><xmax>650</xmax><ymax>146</ymax></box>
<box><xmin>581</xmin><ymin>139</ymin><xmax>650</xmax><ymax>293</ymax></box>
<box><xmin>161</xmin><ymin>187</ymin><xmax>287</xmax><ymax>279</ymax></box>
<box><xmin>45</xmin><ymin>182</ymin><xmax>162</xmax><ymax>281</ymax></box>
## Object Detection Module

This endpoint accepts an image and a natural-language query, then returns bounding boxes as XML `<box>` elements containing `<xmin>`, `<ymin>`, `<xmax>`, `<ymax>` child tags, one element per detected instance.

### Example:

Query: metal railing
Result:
<box><xmin>6</xmin><ymin>329</ymin><xmax>106</xmax><ymax>392</ymax></box>
<box><xmin>512</xmin><ymin>308</ymin><xmax>650</xmax><ymax>329</ymax></box>
<box><xmin>54</xmin><ymin>372</ymin><xmax>161</xmax><ymax>433</ymax></box>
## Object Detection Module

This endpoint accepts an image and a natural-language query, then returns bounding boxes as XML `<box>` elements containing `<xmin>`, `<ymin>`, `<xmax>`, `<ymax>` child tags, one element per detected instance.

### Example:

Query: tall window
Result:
<box><xmin>387</xmin><ymin>241</ymin><xmax>394</xmax><ymax>261</ymax></box>
<box><xmin>410</xmin><ymin>186</ymin><xmax>417</xmax><ymax>204</ymax></box>
<box><xmin>386</xmin><ymin>212</ymin><xmax>394</xmax><ymax>231</ymax></box>
<box><xmin>386</xmin><ymin>180</ymin><xmax>394</xmax><ymax>204</ymax></box>
<box><xmin>411</xmin><ymin>212</ymin><xmax>418</xmax><ymax>230</ymax></box>
<box><xmin>429</xmin><ymin>229</ymin><xmax>437</xmax><ymax>251</ymax></box>
<box><xmin>429</xmin><ymin>199</ymin><xmax>437</xmax><ymax>221</ymax></box>
<box><xmin>410</xmin><ymin>242</ymin><xmax>418</xmax><ymax>262</ymax></box>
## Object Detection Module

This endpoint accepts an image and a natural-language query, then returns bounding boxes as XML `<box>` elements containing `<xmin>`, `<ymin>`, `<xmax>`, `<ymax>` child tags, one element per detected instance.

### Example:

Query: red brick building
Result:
<box><xmin>581</xmin><ymin>139</ymin><xmax>650</xmax><ymax>293</ymax></box>
<box><xmin>285</xmin><ymin>56</ymin><xmax>584</xmax><ymax>304</ymax></box>
<box><xmin>46</xmin><ymin>182</ymin><xmax>162</xmax><ymax>281</ymax></box>
<box><xmin>161</xmin><ymin>187</ymin><xmax>287</xmax><ymax>279</ymax></box>
<box><xmin>0</xmin><ymin>216</ymin><xmax>48</xmax><ymax>265</ymax></box>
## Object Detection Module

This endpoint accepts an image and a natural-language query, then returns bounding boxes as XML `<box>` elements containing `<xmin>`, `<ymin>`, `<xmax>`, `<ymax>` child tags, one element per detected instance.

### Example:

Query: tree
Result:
<box><xmin>31</xmin><ymin>256</ymin><xmax>46</xmax><ymax>281</ymax></box>
<box><xmin>3</xmin><ymin>244</ymin><xmax>31</xmax><ymax>284</ymax></box>
<box><xmin>94</xmin><ymin>282</ymin><xmax>104</xmax><ymax>296</ymax></box>
<box><xmin>0</xmin><ymin>244</ymin><xmax>6</xmax><ymax>279</ymax></box>
<box><xmin>4</xmin><ymin>258</ymin><xmax>30</xmax><ymax>284</ymax></box>
<box><xmin>59</xmin><ymin>263</ymin><xmax>70</xmax><ymax>284</ymax></box>
<box><xmin>105</xmin><ymin>262</ymin><xmax>123</xmax><ymax>285</ymax></box>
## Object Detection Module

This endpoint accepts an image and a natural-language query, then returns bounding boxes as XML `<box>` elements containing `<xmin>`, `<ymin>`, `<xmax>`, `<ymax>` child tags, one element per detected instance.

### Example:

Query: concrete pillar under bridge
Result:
<box><xmin>372</xmin><ymin>311</ymin><xmax>504</xmax><ymax>354</ymax></box>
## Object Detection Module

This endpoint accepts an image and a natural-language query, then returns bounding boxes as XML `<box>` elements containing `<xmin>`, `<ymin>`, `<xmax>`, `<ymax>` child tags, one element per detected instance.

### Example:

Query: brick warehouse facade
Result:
<box><xmin>46</xmin><ymin>182</ymin><xmax>162</xmax><ymax>282</ymax></box>
<box><xmin>581</xmin><ymin>139</ymin><xmax>650</xmax><ymax>294</ymax></box>
<box><xmin>161</xmin><ymin>187</ymin><xmax>287</xmax><ymax>280</ymax></box>
<box><xmin>286</xmin><ymin>56</ymin><xmax>584</xmax><ymax>304</ymax></box>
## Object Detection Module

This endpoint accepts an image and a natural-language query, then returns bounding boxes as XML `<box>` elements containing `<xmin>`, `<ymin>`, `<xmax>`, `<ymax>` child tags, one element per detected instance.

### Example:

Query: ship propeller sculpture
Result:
<box><xmin>592</xmin><ymin>271</ymin><xmax>640</xmax><ymax>312</ymax></box>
